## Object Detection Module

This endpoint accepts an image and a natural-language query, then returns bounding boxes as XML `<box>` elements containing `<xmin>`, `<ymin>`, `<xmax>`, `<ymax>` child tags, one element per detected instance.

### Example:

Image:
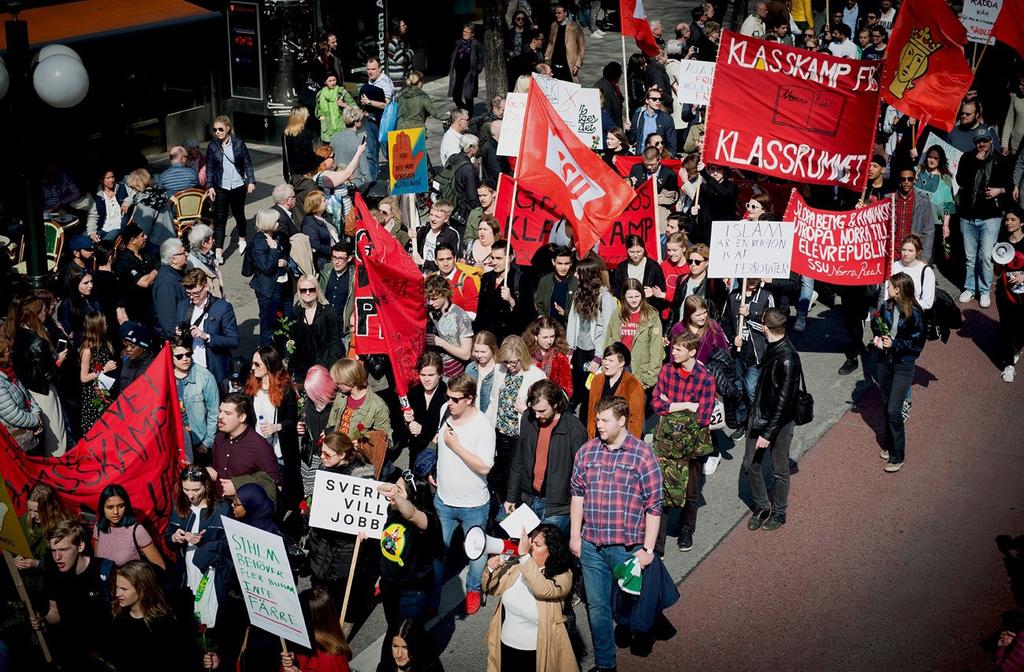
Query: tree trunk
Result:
<box><xmin>482</xmin><ymin>0</ymin><xmax>509</xmax><ymax>101</ymax></box>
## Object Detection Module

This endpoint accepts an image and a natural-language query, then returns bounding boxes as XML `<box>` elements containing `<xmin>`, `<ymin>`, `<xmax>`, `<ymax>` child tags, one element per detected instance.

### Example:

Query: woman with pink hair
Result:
<box><xmin>298</xmin><ymin>364</ymin><xmax>339</xmax><ymax>498</ymax></box>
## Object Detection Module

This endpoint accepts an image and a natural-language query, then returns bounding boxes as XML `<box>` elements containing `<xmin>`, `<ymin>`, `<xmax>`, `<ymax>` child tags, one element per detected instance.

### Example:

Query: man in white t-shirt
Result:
<box><xmin>433</xmin><ymin>373</ymin><xmax>495</xmax><ymax>616</ymax></box>
<box><xmin>440</xmin><ymin>109</ymin><xmax>470</xmax><ymax>167</ymax></box>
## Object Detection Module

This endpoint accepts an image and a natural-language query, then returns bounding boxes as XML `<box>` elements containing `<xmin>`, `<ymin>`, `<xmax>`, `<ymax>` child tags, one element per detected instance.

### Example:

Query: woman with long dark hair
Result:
<box><xmin>103</xmin><ymin>560</ymin><xmax>200</xmax><ymax>672</ymax></box>
<box><xmin>58</xmin><ymin>267</ymin><xmax>102</xmax><ymax>347</ymax></box>
<box><xmin>483</xmin><ymin>523</ymin><xmax>575</xmax><ymax>672</ymax></box>
<box><xmin>604</xmin><ymin>278</ymin><xmax>664</xmax><ymax>390</ymax></box>
<box><xmin>93</xmin><ymin>484</ymin><xmax>166</xmax><ymax>570</ymax></box>
<box><xmin>165</xmin><ymin>465</ymin><xmax>232</xmax><ymax>625</ymax></box>
<box><xmin>376</xmin><ymin>617</ymin><xmax>441</xmax><ymax>672</ymax></box>
<box><xmin>281</xmin><ymin>586</ymin><xmax>353</xmax><ymax>672</ymax></box>
<box><xmin>915</xmin><ymin>144</ymin><xmax>956</xmax><ymax>253</ymax></box>
<box><xmin>997</xmin><ymin>207</ymin><xmax>1024</xmax><ymax>383</ymax></box>
<box><xmin>871</xmin><ymin>272</ymin><xmax>926</xmax><ymax>473</ymax></box>
<box><xmin>523</xmin><ymin>316</ymin><xmax>573</xmax><ymax>400</ymax></box>
<box><xmin>566</xmin><ymin>255</ymin><xmax>616</xmax><ymax>411</ymax></box>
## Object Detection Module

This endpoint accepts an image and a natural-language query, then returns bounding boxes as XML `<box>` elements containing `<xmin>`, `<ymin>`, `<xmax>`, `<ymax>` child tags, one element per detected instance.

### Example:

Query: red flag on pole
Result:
<box><xmin>0</xmin><ymin>346</ymin><xmax>184</xmax><ymax>542</ymax></box>
<box><xmin>880</xmin><ymin>0</ymin><xmax>974</xmax><ymax>131</ymax></box>
<box><xmin>517</xmin><ymin>80</ymin><xmax>636</xmax><ymax>254</ymax></box>
<box><xmin>620</xmin><ymin>0</ymin><xmax>660</xmax><ymax>57</ymax></box>
<box><xmin>991</xmin><ymin>2</ymin><xmax>1024</xmax><ymax>58</ymax></box>
<box><xmin>351</xmin><ymin>193</ymin><xmax>426</xmax><ymax>402</ymax></box>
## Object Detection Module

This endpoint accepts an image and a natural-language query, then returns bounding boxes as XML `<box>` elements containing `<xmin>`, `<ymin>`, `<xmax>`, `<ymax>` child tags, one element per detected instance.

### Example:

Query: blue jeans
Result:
<box><xmin>364</xmin><ymin>118</ymin><xmax>381</xmax><ymax>181</ymax></box>
<box><xmin>734</xmin><ymin>358</ymin><xmax>762</xmax><ymax>424</ymax></box>
<box><xmin>255</xmin><ymin>284</ymin><xmax>284</xmax><ymax>346</ymax></box>
<box><xmin>797</xmin><ymin>275</ymin><xmax>815</xmax><ymax>316</ymax></box>
<box><xmin>580</xmin><ymin>539</ymin><xmax>640</xmax><ymax>669</ymax></box>
<box><xmin>434</xmin><ymin>495</ymin><xmax>490</xmax><ymax>592</ymax></box>
<box><xmin>961</xmin><ymin>216</ymin><xmax>1001</xmax><ymax>294</ymax></box>
<box><xmin>526</xmin><ymin>495</ymin><xmax>570</xmax><ymax>535</ymax></box>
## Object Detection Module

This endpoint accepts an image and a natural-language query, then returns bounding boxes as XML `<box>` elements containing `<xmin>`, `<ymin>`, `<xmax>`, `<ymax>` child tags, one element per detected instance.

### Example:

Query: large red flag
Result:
<box><xmin>351</xmin><ymin>193</ymin><xmax>425</xmax><ymax>403</ymax></box>
<box><xmin>881</xmin><ymin>0</ymin><xmax>973</xmax><ymax>131</ymax></box>
<box><xmin>991</xmin><ymin>2</ymin><xmax>1024</xmax><ymax>58</ymax></box>
<box><xmin>620</xmin><ymin>0</ymin><xmax>660</xmax><ymax>57</ymax></box>
<box><xmin>0</xmin><ymin>346</ymin><xmax>184</xmax><ymax>540</ymax></box>
<box><xmin>704</xmin><ymin>31</ymin><xmax>881</xmax><ymax>190</ymax></box>
<box><xmin>494</xmin><ymin>173</ymin><xmax>555</xmax><ymax>266</ymax></box>
<box><xmin>517</xmin><ymin>80</ymin><xmax>636</xmax><ymax>254</ymax></box>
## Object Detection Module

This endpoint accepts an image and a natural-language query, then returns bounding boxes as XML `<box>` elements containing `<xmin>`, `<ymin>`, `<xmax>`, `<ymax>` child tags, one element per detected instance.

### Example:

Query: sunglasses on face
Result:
<box><xmin>214</xmin><ymin>127</ymin><xmax>227</xmax><ymax>132</ymax></box>
<box><xmin>173</xmin><ymin>351</ymin><xmax>193</xmax><ymax>360</ymax></box>
<box><xmin>299</xmin><ymin>287</ymin><xmax>317</xmax><ymax>294</ymax></box>
<box><xmin>688</xmin><ymin>258</ymin><xmax>706</xmax><ymax>265</ymax></box>
<box><xmin>446</xmin><ymin>394</ymin><xmax>466</xmax><ymax>403</ymax></box>
<box><xmin>899</xmin><ymin>177</ymin><xmax>915</xmax><ymax>182</ymax></box>
<box><xmin>648</xmin><ymin>96</ymin><xmax>662</xmax><ymax>102</ymax></box>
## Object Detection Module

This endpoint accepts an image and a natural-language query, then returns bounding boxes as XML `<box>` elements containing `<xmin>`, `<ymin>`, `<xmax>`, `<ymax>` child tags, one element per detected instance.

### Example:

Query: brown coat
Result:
<box><xmin>484</xmin><ymin>557</ymin><xmax>575</xmax><ymax>672</ymax></box>
<box><xmin>586</xmin><ymin>371</ymin><xmax>645</xmax><ymax>439</ymax></box>
<box><xmin>545</xmin><ymin>20</ymin><xmax>586</xmax><ymax>81</ymax></box>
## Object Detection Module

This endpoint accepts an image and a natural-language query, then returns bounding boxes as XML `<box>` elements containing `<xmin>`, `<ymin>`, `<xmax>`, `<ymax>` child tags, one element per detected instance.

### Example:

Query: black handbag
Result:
<box><xmin>794</xmin><ymin>369</ymin><xmax>813</xmax><ymax>426</ymax></box>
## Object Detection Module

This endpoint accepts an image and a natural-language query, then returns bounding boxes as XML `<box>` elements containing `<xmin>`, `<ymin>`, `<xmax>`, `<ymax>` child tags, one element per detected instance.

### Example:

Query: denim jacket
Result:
<box><xmin>871</xmin><ymin>302</ymin><xmax>926</xmax><ymax>363</ymax></box>
<box><xmin>180</xmin><ymin>364</ymin><xmax>220</xmax><ymax>448</ymax></box>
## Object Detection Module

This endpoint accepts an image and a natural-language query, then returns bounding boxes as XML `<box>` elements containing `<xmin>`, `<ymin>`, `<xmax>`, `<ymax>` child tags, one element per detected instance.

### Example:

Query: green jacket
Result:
<box><xmin>395</xmin><ymin>86</ymin><xmax>447</xmax><ymax>131</ymax></box>
<box><xmin>327</xmin><ymin>388</ymin><xmax>393</xmax><ymax>447</ymax></box>
<box><xmin>604</xmin><ymin>307</ymin><xmax>664</xmax><ymax>388</ymax></box>
<box><xmin>534</xmin><ymin>272</ymin><xmax>579</xmax><ymax>322</ymax></box>
<box><xmin>316</xmin><ymin>86</ymin><xmax>357</xmax><ymax>142</ymax></box>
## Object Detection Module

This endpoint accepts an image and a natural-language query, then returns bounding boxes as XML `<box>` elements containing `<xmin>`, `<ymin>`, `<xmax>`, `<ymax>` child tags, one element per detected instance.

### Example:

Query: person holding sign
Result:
<box><xmin>307</xmin><ymin>432</ymin><xmax>377</xmax><ymax>632</ymax></box>
<box><xmin>721</xmin><ymin>278</ymin><xmax>775</xmax><ymax>438</ymax></box>
<box><xmin>870</xmin><ymin>273</ymin><xmax>927</xmax><ymax>473</ymax></box>
<box><xmin>376</xmin><ymin>470</ymin><xmax>442</xmax><ymax>667</ymax></box>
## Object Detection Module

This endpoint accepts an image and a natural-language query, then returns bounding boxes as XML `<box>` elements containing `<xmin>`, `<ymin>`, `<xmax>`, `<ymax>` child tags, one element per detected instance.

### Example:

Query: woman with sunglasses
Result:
<box><xmin>170</xmin><ymin>335</ymin><xmax>219</xmax><ymax>465</ymax></box>
<box><xmin>165</xmin><ymin>465</ymin><xmax>231</xmax><ymax>624</ymax></box>
<box><xmin>307</xmin><ymin>432</ymin><xmax>377</xmax><ymax>634</ymax></box>
<box><xmin>670</xmin><ymin>243</ymin><xmax>722</xmax><ymax>322</ymax></box>
<box><xmin>376</xmin><ymin>470</ymin><xmax>441</xmax><ymax>667</ymax></box>
<box><xmin>205</xmin><ymin>115</ymin><xmax>255</xmax><ymax>264</ymax></box>
<box><xmin>288</xmin><ymin>275</ymin><xmax>344</xmax><ymax>383</ymax></box>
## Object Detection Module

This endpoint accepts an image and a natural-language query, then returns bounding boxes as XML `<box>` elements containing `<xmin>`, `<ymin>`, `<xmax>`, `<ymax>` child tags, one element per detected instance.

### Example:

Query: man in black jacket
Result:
<box><xmin>504</xmin><ymin>379</ymin><xmax>586</xmax><ymax>533</ymax></box>
<box><xmin>474</xmin><ymin>242</ymin><xmax>536</xmax><ymax>342</ymax></box>
<box><xmin>744</xmin><ymin>308</ymin><xmax>802</xmax><ymax>532</ymax></box>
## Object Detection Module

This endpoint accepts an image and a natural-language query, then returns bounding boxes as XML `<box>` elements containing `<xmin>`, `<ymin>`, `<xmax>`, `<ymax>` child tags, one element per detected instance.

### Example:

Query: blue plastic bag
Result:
<box><xmin>378</xmin><ymin>99</ymin><xmax>398</xmax><ymax>144</ymax></box>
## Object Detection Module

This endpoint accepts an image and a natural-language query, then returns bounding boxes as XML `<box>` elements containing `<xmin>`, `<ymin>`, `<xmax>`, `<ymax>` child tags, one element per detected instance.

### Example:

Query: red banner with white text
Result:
<box><xmin>0</xmin><ymin>347</ymin><xmax>184</xmax><ymax>539</ymax></box>
<box><xmin>705</xmin><ymin>31</ymin><xmax>882</xmax><ymax>190</ymax></box>
<box><xmin>784</xmin><ymin>190</ymin><xmax>892</xmax><ymax>285</ymax></box>
<box><xmin>597</xmin><ymin>178</ymin><xmax>659</xmax><ymax>266</ymax></box>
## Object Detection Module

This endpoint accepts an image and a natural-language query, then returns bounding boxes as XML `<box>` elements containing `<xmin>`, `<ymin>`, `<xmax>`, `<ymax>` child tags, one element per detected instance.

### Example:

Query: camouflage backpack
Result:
<box><xmin>653</xmin><ymin>411</ymin><xmax>713</xmax><ymax>507</ymax></box>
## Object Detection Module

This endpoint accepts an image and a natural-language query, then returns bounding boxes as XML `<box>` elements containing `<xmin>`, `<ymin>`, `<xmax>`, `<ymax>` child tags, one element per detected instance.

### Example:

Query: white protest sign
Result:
<box><xmin>498</xmin><ymin>84</ymin><xmax>603</xmax><ymax>156</ymax></box>
<box><xmin>919</xmin><ymin>132</ymin><xmax>963</xmax><ymax>195</ymax></box>
<box><xmin>222</xmin><ymin>518</ymin><xmax>310</xmax><ymax>648</ymax></box>
<box><xmin>674</xmin><ymin>60</ymin><xmax>716</xmax><ymax>106</ymax></box>
<box><xmin>309</xmin><ymin>471</ymin><xmax>389</xmax><ymax>539</ymax></box>
<box><xmin>708</xmin><ymin>220</ymin><xmax>795</xmax><ymax>279</ymax></box>
<box><xmin>961</xmin><ymin>0</ymin><xmax>1004</xmax><ymax>45</ymax></box>
<box><xmin>498</xmin><ymin>502</ymin><xmax>541</xmax><ymax>538</ymax></box>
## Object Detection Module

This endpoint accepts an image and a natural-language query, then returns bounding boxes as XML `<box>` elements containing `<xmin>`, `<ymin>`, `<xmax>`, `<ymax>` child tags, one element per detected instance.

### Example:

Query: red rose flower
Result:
<box><xmin>356</xmin><ymin>423</ymin><xmax>366</xmax><ymax>433</ymax></box>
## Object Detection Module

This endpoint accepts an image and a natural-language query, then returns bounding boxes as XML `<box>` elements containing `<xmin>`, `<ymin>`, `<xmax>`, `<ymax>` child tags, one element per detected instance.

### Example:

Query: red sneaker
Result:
<box><xmin>465</xmin><ymin>590</ymin><xmax>481</xmax><ymax>615</ymax></box>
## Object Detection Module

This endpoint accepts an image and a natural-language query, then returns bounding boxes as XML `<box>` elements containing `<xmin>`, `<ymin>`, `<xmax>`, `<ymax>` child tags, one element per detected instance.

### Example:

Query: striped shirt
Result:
<box><xmin>569</xmin><ymin>433</ymin><xmax>662</xmax><ymax>547</ymax></box>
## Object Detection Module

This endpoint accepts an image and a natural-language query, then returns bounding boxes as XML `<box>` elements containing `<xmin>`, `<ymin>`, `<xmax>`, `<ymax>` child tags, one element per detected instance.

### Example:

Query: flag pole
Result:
<box><xmin>621</xmin><ymin>35</ymin><xmax>630</xmax><ymax>128</ymax></box>
<box><xmin>504</xmin><ymin>167</ymin><xmax>521</xmax><ymax>289</ymax></box>
<box><xmin>653</xmin><ymin>178</ymin><xmax>663</xmax><ymax>262</ymax></box>
<box><xmin>973</xmin><ymin>41</ymin><xmax>990</xmax><ymax>74</ymax></box>
<box><xmin>4</xmin><ymin>552</ymin><xmax>52</xmax><ymax>662</ymax></box>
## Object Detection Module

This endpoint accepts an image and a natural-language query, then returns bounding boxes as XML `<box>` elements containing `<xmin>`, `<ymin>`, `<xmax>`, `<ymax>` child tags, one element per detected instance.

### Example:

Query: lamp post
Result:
<box><xmin>0</xmin><ymin>19</ymin><xmax>89</xmax><ymax>288</ymax></box>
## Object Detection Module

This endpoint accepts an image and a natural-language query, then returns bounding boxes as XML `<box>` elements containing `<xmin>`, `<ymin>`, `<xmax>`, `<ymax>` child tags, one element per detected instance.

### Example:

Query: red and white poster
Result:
<box><xmin>784</xmin><ymin>190</ymin><xmax>892</xmax><ymax>285</ymax></box>
<box><xmin>704</xmin><ymin>31</ymin><xmax>882</xmax><ymax>190</ymax></box>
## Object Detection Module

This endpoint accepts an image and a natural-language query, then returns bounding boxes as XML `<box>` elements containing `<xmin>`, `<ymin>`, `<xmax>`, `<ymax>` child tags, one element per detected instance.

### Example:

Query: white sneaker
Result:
<box><xmin>592</xmin><ymin>30</ymin><xmax>605</xmax><ymax>38</ymax></box>
<box><xmin>979</xmin><ymin>293</ymin><xmax>991</xmax><ymax>308</ymax></box>
<box><xmin>238</xmin><ymin>238</ymin><xmax>247</xmax><ymax>255</ymax></box>
<box><xmin>1002</xmin><ymin>366</ymin><xmax>1016</xmax><ymax>383</ymax></box>
<box><xmin>958</xmin><ymin>290</ymin><xmax>974</xmax><ymax>304</ymax></box>
<box><xmin>1015</xmin><ymin>350</ymin><xmax>1021</xmax><ymax>364</ymax></box>
<box><xmin>703</xmin><ymin>454</ymin><xmax>721</xmax><ymax>475</ymax></box>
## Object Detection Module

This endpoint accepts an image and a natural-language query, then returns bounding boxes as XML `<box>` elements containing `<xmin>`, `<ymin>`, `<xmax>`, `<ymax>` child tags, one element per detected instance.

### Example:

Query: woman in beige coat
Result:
<box><xmin>483</xmin><ymin>524</ymin><xmax>577</xmax><ymax>672</ymax></box>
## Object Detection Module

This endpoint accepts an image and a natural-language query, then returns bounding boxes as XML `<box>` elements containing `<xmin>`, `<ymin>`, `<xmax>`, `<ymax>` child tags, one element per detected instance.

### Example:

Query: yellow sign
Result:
<box><xmin>0</xmin><ymin>481</ymin><xmax>32</xmax><ymax>558</ymax></box>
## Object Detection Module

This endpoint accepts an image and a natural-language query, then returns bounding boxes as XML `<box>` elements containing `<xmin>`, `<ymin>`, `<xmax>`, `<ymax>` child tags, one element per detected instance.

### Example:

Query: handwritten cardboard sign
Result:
<box><xmin>309</xmin><ymin>471</ymin><xmax>389</xmax><ymax>539</ymax></box>
<box><xmin>708</xmin><ymin>220</ymin><xmax>794</xmax><ymax>279</ymax></box>
<box><xmin>388</xmin><ymin>128</ymin><xmax>428</xmax><ymax>195</ymax></box>
<box><xmin>223</xmin><ymin>518</ymin><xmax>310</xmax><ymax>648</ymax></box>
<box><xmin>674</xmin><ymin>59</ymin><xmax>716</xmax><ymax>106</ymax></box>
<box><xmin>499</xmin><ymin>79</ymin><xmax>603</xmax><ymax>157</ymax></box>
<box><xmin>961</xmin><ymin>0</ymin><xmax>1004</xmax><ymax>45</ymax></box>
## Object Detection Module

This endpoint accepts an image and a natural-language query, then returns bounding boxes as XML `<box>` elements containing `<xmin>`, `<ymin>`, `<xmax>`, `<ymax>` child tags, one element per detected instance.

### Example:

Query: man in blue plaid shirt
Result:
<box><xmin>570</xmin><ymin>396</ymin><xmax>662</xmax><ymax>672</ymax></box>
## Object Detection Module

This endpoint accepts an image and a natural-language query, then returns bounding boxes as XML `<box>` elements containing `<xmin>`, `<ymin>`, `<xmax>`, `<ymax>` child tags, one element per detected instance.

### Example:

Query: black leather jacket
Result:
<box><xmin>12</xmin><ymin>328</ymin><xmax>58</xmax><ymax>394</ymax></box>
<box><xmin>749</xmin><ymin>337</ymin><xmax>802</xmax><ymax>443</ymax></box>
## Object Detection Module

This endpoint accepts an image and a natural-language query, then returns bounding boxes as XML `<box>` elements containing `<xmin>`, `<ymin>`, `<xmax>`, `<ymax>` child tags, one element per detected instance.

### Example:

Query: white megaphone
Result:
<box><xmin>463</xmin><ymin>526</ymin><xmax>519</xmax><ymax>561</ymax></box>
<box><xmin>993</xmin><ymin>242</ymin><xmax>1016</xmax><ymax>266</ymax></box>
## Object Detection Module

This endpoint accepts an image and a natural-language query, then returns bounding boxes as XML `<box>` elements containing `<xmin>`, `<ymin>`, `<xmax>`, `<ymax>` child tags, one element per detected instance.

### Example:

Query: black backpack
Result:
<box><xmin>432</xmin><ymin>155</ymin><xmax>472</xmax><ymax>213</ymax></box>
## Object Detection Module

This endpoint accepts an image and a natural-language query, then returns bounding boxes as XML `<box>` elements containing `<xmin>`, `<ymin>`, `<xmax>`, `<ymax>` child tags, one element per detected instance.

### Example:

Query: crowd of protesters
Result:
<box><xmin>1</xmin><ymin>1</ymin><xmax>1023</xmax><ymax>672</ymax></box>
